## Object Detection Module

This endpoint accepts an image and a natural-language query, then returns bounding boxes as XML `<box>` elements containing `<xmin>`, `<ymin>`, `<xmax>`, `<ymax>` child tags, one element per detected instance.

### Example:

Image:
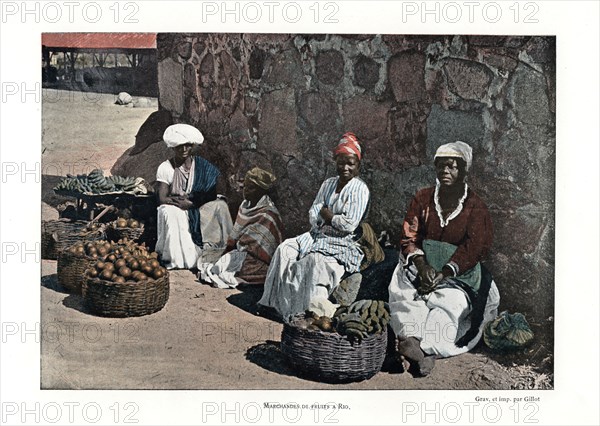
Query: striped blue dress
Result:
<box><xmin>296</xmin><ymin>176</ymin><xmax>370</xmax><ymax>273</ymax></box>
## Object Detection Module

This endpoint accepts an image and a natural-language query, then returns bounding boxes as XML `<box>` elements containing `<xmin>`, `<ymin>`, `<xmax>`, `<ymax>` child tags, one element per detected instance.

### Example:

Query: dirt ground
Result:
<box><xmin>41</xmin><ymin>89</ymin><xmax>553</xmax><ymax>390</ymax></box>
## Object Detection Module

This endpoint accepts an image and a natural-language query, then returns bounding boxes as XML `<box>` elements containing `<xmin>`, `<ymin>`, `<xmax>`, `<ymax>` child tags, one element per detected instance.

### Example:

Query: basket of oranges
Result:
<box><xmin>43</xmin><ymin>220</ymin><xmax>106</xmax><ymax>260</ymax></box>
<box><xmin>82</xmin><ymin>240</ymin><xmax>169</xmax><ymax>317</ymax></box>
<box><xmin>58</xmin><ymin>239</ymin><xmax>116</xmax><ymax>294</ymax></box>
<box><xmin>107</xmin><ymin>217</ymin><xmax>144</xmax><ymax>243</ymax></box>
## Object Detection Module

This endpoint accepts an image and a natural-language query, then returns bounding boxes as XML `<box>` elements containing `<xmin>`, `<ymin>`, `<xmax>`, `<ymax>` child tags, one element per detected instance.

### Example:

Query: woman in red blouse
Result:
<box><xmin>388</xmin><ymin>141</ymin><xmax>500</xmax><ymax>376</ymax></box>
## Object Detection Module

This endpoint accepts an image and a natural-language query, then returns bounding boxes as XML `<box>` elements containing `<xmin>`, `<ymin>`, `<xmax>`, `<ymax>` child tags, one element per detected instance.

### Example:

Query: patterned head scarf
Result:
<box><xmin>333</xmin><ymin>132</ymin><xmax>362</xmax><ymax>160</ymax></box>
<box><xmin>245</xmin><ymin>167</ymin><xmax>277</xmax><ymax>190</ymax></box>
<box><xmin>434</xmin><ymin>141</ymin><xmax>473</xmax><ymax>171</ymax></box>
<box><xmin>163</xmin><ymin>124</ymin><xmax>204</xmax><ymax>148</ymax></box>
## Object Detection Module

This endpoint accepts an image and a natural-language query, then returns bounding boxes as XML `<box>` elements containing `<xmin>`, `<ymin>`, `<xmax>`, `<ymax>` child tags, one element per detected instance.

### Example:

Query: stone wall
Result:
<box><xmin>154</xmin><ymin>33</ymin><xmax>555</xmax><ymax>321</ymax></box>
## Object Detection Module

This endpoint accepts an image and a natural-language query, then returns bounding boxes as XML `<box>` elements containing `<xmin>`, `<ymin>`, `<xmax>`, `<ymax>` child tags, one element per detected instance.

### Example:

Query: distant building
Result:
<box><xmin>42</xmin><ymin>33</ymin><xmax>158</xmax><ymax>97</ymax></box>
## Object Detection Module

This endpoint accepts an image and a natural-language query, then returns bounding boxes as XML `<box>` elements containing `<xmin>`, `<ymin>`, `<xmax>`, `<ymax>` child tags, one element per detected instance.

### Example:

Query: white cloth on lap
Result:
<box><xmin>388</xmin><ymin>258</ymin><xmax>500</xmax><ymax>357</ymax></box>
<box><xmin>155</xmin><ymin>199</ymin><xmax>233</xmax><ymax>270</ymax></box>
<box><xmin>258</xmin><ymin>237</ymin><xmax>345</xmax><ymax>320</ymax></box>
<box><xmin>199</xmin><ymin>250</ymin><xmax>247</xmax><ymax>288</ymax></box>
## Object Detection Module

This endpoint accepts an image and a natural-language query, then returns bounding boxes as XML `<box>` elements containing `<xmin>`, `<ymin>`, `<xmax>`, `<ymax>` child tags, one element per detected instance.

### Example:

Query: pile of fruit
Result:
<box><xmin>304</xmin><ymin>299</ymin><xmax>390</xmax><ymax>344</ymax></box>
<box><xmin>75</xmin><ymin>221</ymin><xmax>104</xmax><ymax>238</ymax></box>
<box><xmin>54</xmin><ymin>169</ymin><xmax>148</xmax><ymax>195</ymax></box>
<box><xmin>66</xmin><ymin>239</ymin><xmax>167</xmax><ymax>284</ymax></box>
<box><xmin>112</xmin><ymin>217</ymin><xmax>141</xmax><ymax>229</ymax></box>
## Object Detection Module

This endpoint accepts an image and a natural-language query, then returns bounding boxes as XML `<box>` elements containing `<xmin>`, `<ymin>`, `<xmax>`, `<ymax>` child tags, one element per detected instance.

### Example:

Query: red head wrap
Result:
<box><xmin>333</xmin><ymin>132</ymin><xmax>362</xmax><ymax>160</ymax></box>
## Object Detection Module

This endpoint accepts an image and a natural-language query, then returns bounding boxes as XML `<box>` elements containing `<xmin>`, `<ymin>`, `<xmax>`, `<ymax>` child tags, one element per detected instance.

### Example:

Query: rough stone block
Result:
<box><xmin>300</xmin><ymin>92</ymin><xmax>339</xmax><ymax>134</ymax></box>
<box><xmin>481</xmin><ymin>51</ymin><xmax>518</xmax><ymax>73</ymax></box>
<box><xmin>183</xmin><ymin>63</ymin><xmax>197</xmax><ymax>99</ymax></box>
<box><xmin>199</xmin><ymin>54</ymin><xmax>214</xmax><ymax>87</ymax></box>
<box><xmin>244</xmin><ymin>95</ymin><xmax>258</xmax><ymax>116</ymax></box>
<box><xmin>388</xmin><ymin>52</ymin><xmax>426</xmax><ymax>102</ymax></box>
<box><xmin>315</xmin><ymin>50</ymin><xmax>344</xmax><ymax>85</ymax></box>
<box><xmin>177</xmin><ymin>41</ymin><xmax>192</xmax><ymax>60</ymax></box>
<box><xmin>468</xmin><ymin>36</ymin><xmax>506</xmax><ymax>47</ymax></box>
<box><xmin>509</xmin><ymin>65</ymin><xmax>551</xmax><ymax>125</ymax></box>
<box><xmin>426</xmin><ymin>104</ymin><xmax>484</xmax><ymax>160</ymax></box>
<box><xmin>523</xmin><ymin>37</ymin><xmax>555</xmax><ymax>64</ymax></box>
<box><xmin>218</xmin><ymin>51</ymin><xmax>240</xmax><ymax>82</ymax></box>
<box><xmin>258</xmin><ymin>88</ymin><xmax>297</xmax><ymax>156</ymax></box>
<box><xmin>342</xmin><ymin>95</ymin><xmax>389</xmax><ymax>142</ymax></box>
<box><xmin>158</xmin><ymin>58</ymin><xmax>184</xmax><ymax>115</ymax></box>
<box><xmin>443</xmin><ymin>58</ymin><xmax>493</xmax><ymax>101</ymax></box>
<box><xmin>193</xmin><ymin>40</ymin><xmax>206</xmax><ymax>57</ymax></box>
<box><xmin>353</xmin><ymin>55</ymin><xmax>379</xmax><ymax>89</ymax></box>
<box><xmin>264</xmin><ymin>49</ymin><xmax>303</xmax><ymax>88</ymax></box>
<box><xmin>249</xmin><ymin>48</ymin><xmax>267</xmax><ymax>80</ymax></box>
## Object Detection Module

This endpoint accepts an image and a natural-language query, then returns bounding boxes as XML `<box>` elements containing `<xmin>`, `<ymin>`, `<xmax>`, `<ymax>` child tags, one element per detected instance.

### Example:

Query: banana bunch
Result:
<box><xmin>333</xmin><ymin>299</ymin><xmax>390</xmax><ymax>344</ymax></box>
<box><xmin>54</xmin><ymin>169</ymin><xmax>147</xmax><ymax>195</ymax></box>
<box><xmin>105</xmin><ymin>175</ymin><xmax>147</xmax><ymax>194</ymax></box>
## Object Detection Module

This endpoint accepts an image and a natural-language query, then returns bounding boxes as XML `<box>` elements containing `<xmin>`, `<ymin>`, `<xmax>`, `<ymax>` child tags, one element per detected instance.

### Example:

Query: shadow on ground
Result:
<box><xmin>42</xmin><ymin>175</ymin><xmax>73</xmax><ymax>209</ymax></box>
<box><xmin>41</xmin><ymin>273</ymin><xmax>69</xmax><ymax>294</ymax></box>
<box><xmin>245</xmin><ymin>340</ymin><xmax>299</xmax><ymax>379</ymax></box>
<box><xmin>226</xmin><ymin>286</ymin><xmax>264</xmax><ymax>317</ymax></box>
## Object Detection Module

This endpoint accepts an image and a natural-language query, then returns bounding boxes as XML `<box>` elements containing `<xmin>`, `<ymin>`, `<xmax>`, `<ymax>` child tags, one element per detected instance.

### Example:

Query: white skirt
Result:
<box><xmin>388</xmin><ymin>257</ymin><xmax>500</xmax><ymax>357</ymax></box>
<box><xmin>155</xmin><ymin>199</ymin><xmax>233</xmax><ymax>269</ymax></box>
<box><xmin>258</xmin><ymin>237</ymin><xmax>345</xmax><ymax>319</ymax></box>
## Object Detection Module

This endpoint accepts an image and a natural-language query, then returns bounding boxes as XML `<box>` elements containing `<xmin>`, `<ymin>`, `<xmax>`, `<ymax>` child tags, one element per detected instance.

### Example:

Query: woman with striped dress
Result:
<box><xmin>258</xmin><ymin>132</ymin><xmax>370</xmax><ymax>320</ymax></box>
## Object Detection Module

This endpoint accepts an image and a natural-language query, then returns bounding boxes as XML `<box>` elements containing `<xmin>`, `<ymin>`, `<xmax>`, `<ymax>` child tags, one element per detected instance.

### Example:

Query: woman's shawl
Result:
<box><xmin>228</xmin><ymin>195</ymin><xmax>284</xmax><ymax>264</ymax></box>
<box><xmin>187</xmin><ymin>156</ymin><xmax>220</xmax><ymax>246</ymax></box>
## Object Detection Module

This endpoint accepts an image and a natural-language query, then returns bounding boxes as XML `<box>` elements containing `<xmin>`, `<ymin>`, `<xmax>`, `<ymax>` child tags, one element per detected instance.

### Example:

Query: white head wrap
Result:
<box><xmin>163</xmin><ymin>124</ymin><xmax>204</xmax><ymax>148</ymax></box>
<box><xmin>434</xmin><ymin>141</ymin><xmax>473</xmax><ymax>171</ymax></box>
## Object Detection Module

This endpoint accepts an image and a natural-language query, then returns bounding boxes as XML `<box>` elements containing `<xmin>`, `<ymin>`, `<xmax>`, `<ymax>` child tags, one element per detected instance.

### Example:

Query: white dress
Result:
<box><xmin>258</xmin><ymin>176</ymin><xmax>370</xmax><ymax>319</ymax></box>
<box><xmin>155</xmin><ymin>159</ymin><xmax>233</xmax><ymax>269</ymax></box>
<box><xmin>388</xmin><ymin>255</ymin><xmax>500</xmax><ymax>357</ymax></box>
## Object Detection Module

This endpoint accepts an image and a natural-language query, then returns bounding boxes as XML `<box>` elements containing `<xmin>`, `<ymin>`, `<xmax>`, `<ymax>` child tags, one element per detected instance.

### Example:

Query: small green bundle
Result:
<box><xmin>483</xmin><ymin>311</ymin><xmax>534</xmax><ymax>352</ymax></box>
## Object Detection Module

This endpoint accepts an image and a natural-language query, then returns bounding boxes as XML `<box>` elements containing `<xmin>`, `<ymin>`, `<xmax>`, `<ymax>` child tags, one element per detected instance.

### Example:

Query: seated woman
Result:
<box><xmin>198</xmin><ymin>167</ymin><xmax>284</xmax><ymax>288</ymax></box>
<box><xmin>388</xmin><ymin>141</ymin><xmax>500</xmax><ymax>376</ymax></box>
<box><xmin>155</xmin><ymin>124</ymin><xmax>233</xmax><ymax>270</ymax></box>
<box><xmin>258</xmin><ymin>132</ymin><xmax>370</xmax><ymax>319</ymax></box>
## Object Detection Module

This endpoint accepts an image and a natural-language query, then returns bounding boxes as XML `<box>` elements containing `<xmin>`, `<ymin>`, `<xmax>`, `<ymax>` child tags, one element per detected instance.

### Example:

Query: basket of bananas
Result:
<box><xmin>280</xmin><ymin>299</ymin><xmax>390</xmax><ymax>383</ymax></box>
<box><xmin>107</xmin><ymin>217</ymin><xmax>145</xmax><ymax>242</ymax></box>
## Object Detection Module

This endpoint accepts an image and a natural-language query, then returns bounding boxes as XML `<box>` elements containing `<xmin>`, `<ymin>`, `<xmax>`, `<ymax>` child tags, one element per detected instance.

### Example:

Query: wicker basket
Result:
<box><xmin>57</xmin><ymin>249</ymin><xmax>98</xmax><ymax>294</ymax></box>
<box><xmin>107</xmin><ymin>223</ymin><xmax>145</xmax><ymax>243</ymax></box>
<box><xmin>82</xmin><ymin>273</ymin><xmax>169</xmax><ymax>317</ymax></box>
<box><xmin>42</xmin><ymin>220</ymin><xmax>105</xmax><ymax>260</ymax></box>
<box><xmin>280</xmin><ymin>314</ymin><xmax>388</xmax><ymax>383</ymax></box>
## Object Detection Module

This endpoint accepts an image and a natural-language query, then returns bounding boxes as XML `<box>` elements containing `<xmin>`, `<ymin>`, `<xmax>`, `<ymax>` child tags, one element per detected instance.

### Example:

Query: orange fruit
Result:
<box><xmin>118</xmin><ymin>266</ymin><xmax>132</xmax><ymax>278</ymax></box>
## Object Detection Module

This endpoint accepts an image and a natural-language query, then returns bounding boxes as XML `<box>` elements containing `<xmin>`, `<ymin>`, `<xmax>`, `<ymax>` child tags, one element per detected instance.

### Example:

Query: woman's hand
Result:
<box><xmin>319</xmin><ymin>206</ymin><xmax>334</xmax><ymax>225</ymax></box>
<box><xmin>168</xmin><ymin>196</ymin><xmax>195</xmax><ymax>210</ymax></box>
<box><xmin>413</xmin><ymin>255</ymin><xmax>439</xmax><ymax>294</ymax></box>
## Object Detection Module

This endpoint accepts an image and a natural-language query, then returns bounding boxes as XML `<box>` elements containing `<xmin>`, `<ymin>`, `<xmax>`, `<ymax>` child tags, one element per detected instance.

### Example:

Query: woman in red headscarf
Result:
<box><xmin>258</xmin><ymin>132</ymin><xmax>370</xmax><ymax>319</ymax></box>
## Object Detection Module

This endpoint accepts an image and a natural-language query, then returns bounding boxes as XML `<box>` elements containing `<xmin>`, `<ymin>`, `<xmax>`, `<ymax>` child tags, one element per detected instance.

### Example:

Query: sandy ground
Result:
<box><xmin>41</xmin><ymin>89</ymin><xmax>553</xmax><ymax>390</ymax></box>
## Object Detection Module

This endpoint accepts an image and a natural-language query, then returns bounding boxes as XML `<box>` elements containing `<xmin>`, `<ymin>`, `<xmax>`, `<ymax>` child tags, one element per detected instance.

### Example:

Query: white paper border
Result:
<box><xmin>1</xmin><ymin>1</ymin><xmax>599</xmax><ymax>425</ymax></box>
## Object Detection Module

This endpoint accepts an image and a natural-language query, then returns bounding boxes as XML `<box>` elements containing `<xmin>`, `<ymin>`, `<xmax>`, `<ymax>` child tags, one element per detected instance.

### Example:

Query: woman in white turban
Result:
<box><xmin>388</xmin><ymin>141</ymin><xmax>500</xmax><ymax>376</ymax></box>
<box><xmin>155</xmin><ymin>124</ymin><xmax>233</xmax><ymax>269</ymax></box>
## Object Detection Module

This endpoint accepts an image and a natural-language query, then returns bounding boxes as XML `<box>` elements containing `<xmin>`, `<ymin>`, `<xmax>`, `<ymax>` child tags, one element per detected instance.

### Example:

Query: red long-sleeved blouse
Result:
<box><xmin>401</xmin><ymin>185</ymin><xmax>493</xmax><ymax>275</ymax></box>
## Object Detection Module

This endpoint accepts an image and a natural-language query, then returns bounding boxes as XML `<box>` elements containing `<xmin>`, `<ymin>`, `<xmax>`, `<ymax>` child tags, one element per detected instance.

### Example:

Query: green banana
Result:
<box><xmin>369</xmin><ymin>300</ymin><xmax>378</xmax><ymax>316</ymax></box>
